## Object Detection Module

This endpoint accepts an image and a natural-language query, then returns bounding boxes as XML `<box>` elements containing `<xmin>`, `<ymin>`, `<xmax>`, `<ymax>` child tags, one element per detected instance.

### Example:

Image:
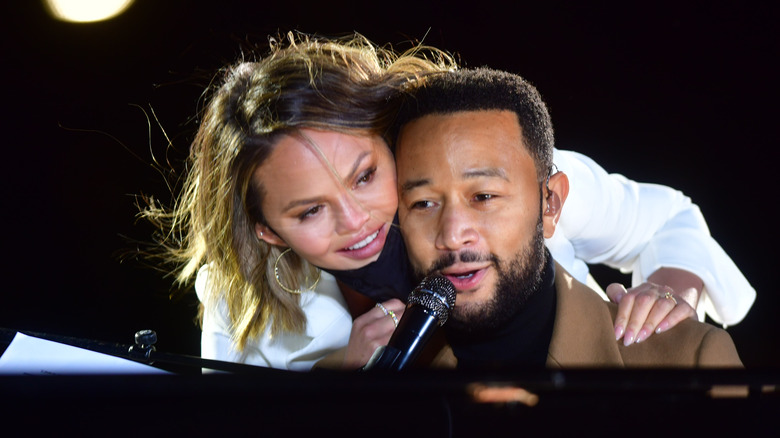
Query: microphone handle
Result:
<box><xmin>368</xmin><ymin>308</ymin><xmax>441</xmax><ymax>371</ymax></box>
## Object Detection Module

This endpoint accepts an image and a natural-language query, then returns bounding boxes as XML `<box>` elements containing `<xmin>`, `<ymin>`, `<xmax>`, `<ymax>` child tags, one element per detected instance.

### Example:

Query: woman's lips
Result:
<box><xmin>338</xmin><ymin>223</ymin><xmax>388</xmax><ymax>260</ymax></box>
<box><xmin>346</xmin><ymin>229</ymin><xmax>380</xmax><ymax>250</ymax></box>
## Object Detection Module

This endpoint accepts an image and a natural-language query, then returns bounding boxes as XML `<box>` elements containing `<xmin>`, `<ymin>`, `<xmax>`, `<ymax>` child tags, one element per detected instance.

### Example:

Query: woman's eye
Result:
<box><xmin>299</xmin><ymin>205</ymin><xmax>322</xmax><ymax>220</ymax></box>
<box><xmin>355</xmin><ymin>167</ymin><xmax>376</xmax><ymax>186</ymax></box>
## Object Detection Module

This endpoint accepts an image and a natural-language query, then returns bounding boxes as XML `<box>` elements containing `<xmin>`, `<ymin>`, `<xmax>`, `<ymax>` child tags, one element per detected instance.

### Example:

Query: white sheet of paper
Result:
<box><xmin>0</xmin><ymin>332</ymin><xmax>170</xmax><ymax>375</ymax></box>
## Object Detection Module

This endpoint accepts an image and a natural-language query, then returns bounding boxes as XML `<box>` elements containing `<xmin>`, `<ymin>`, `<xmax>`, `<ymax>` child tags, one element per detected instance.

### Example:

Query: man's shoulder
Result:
<box><xmin>617</xmin><ymin>318</ymin><xmax>742</xmax><ymax>367</ymax></box>
<box><xmin>552</xmin><ymin>261</ymin><xmax>742</xmax><ymax>368</ymax></box>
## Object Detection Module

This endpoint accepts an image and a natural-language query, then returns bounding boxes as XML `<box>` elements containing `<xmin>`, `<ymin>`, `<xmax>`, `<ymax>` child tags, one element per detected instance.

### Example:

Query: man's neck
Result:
<box><xmin>445</xmin><ymin>255</ymin><xmax>557</xmax><ymax>370</ymax></box>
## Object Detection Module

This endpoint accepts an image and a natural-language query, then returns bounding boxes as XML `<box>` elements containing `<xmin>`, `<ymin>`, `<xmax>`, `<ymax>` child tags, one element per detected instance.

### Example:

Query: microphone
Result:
<box><xmin>363</xmin><ymin>275</ymin><xmax>456</xmax><ymax>371</ymax></box>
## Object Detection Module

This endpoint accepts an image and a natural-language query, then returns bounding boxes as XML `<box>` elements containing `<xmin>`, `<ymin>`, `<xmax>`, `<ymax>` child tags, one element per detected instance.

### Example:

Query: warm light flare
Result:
<box><xmin>44</xmin><ymin>0</ymin><xmax>135</xmax><ymax>23</ymax></box>
<box><xmin>467</xmin><ymin>383</ymin><xmax>539</xmax><ymax>406</ymax></box>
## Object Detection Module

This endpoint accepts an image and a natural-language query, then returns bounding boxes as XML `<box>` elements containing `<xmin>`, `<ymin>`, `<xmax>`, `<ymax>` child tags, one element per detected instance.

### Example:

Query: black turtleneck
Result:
<box><xmin>324</xmin><ymin>217</ymin><xmax>557</xmax><ymax>370</ymax></box>
<box><xmin>446</xmin><ymin>254</ymin><xmax>557</xmax><ymax>370</ymax></box>
<box><xmin>322</xmin><ymin>215</ymin><xmax>417</xmax><ymax>303</ymax></box>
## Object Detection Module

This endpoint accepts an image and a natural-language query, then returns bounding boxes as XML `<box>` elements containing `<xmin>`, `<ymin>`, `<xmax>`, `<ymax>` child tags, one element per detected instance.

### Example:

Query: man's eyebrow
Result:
<box><xmin>463</xmin><ymin>167</ymin><xmax>508</xmax><ymax>180</ymax></box>
<box><xmin>400</xmin><ymin>167</ymin><xmax>508</xmax><ymax>194</ymax></box>
<box><xmin>400</xmin><ymin>178</ymin><xmax>430</xmax><ymax>194</ymax></box>
<box><xmin>281</xmin><ymin>150</ymin><xmax>372</xmax><ymax>213</ymax></box>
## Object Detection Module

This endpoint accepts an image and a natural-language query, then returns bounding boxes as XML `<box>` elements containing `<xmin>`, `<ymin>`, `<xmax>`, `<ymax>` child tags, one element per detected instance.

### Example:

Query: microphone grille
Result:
<box><xmin>408</xmin><ymin>275</ymin><xmax>456</xmax><ymax>326</ymax></box>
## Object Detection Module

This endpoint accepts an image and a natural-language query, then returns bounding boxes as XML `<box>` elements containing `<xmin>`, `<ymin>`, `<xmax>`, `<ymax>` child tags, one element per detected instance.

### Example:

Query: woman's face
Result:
<box><xmin>253</xmin><ymin>129</ymin><xmax>398</xmax><ymax>271</ymax></box>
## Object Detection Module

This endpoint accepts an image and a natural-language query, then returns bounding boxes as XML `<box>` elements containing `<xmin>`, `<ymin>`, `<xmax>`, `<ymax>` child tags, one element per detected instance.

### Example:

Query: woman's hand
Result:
<box><xmin>342</xmin><ymin>298</ymin><xmax>406</xmax><ymax>369</ymax></box>
<box><xmin>608</xmin><ymin>267</ymin><xmax>702</xmax><ymax>346</ymax></box>
<box><xmin>607</xmin><ymin>282</ymin><xmax>696</xmax><ymax>346</ymax></box>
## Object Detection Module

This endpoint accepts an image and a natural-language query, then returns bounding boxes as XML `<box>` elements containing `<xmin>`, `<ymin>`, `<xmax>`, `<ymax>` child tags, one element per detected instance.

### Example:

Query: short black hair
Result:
<box><xmin>391</xmin><ymin>67</ymin><xmax>554</xmax><ymax>182</ymax></box>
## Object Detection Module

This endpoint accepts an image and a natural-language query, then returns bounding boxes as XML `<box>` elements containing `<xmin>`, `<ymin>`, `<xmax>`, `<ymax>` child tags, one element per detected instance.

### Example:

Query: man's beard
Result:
<box><xmin>416</xmin><ymin>213</ymin><xmax>547</xmax><ymax>338</ymax></box>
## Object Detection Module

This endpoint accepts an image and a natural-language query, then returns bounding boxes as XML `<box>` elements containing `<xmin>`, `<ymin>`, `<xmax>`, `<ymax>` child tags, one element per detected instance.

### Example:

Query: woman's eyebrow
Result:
<box><xmin>281</xmin><ymin>151</ymin><xmax>373</xmax><ymax>213</ymax></box>
<box><xmin>282</xmin><ymin>196</ymin><xmax>325</xmax><ymax>213</ymax></box>
<box><xmin>345</xmin><ymin>151</ymin><xmax>372</xmax><ymax>181</ymax></box>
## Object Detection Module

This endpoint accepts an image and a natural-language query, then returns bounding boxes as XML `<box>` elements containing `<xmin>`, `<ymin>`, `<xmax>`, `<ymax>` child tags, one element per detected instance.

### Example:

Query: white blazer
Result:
<box><xmin>548</xmin><ymin>148</ymin><xmax>755</xmax><ymax>326</ymax></box>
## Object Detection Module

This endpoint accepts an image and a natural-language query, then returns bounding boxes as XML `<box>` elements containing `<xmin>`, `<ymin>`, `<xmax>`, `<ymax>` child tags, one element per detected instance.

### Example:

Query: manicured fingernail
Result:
<box><xmin>623</xmin><ymin>331</ymin><xmax>635</xmax><ymax>346</ymax></box>
<box><xmin>635</xmin><ymin>329</ymin><xmax>649</xmax><ymax>343</ymax></box>
<box><xmin>656</xmin><ymin>322</ymin><xmax>670</xmax><ymax>334</ymax></box>
<box><xmin>615</xmin><ymin>325</ymin><xmax>624</xmax><ymax>341</ymax></box>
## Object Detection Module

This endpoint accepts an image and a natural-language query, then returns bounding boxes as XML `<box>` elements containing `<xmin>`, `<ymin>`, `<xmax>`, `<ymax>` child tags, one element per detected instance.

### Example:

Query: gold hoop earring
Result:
<box><xmin>274</xmin><ymin>248</ymin><xmax>321</xmax><ymax>294</ymax></box>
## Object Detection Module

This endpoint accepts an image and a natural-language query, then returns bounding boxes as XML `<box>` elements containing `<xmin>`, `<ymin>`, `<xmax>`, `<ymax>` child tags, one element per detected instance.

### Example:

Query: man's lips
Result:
<box><xmin>440</xmin><ymin>265</ymin><xmax>490</xmax><ymax>291</ymax></box>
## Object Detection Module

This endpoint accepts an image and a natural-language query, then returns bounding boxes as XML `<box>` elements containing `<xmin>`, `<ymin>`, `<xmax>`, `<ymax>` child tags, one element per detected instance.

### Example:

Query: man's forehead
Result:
<box><xmin>403</xmin><ymin>109</ymin><xmax>520</xmax><ymax>130</ymax></box>
<box><xmin>398</xmin><ymin>110</ymin><xmax>523</xmax><ymax>151</ymax></box>
<box><xmin>397</xmin><ymin>110</ymin><xmax>528</xmax><ymax>168</ymax></box>
<box><xmin>397</xmin><ymin>140</ymin><xmax>536</xmax><ymax>197</ymax></box>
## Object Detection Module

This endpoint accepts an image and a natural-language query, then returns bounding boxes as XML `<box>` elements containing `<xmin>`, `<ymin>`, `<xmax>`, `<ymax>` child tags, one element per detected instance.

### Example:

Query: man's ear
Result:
<box><xmin>542</xmin><ymin>171</ymin><xmax>569</xmax><ymax>239</ymax></box>
<box><xmin>255</xmin><ymin>222</ymin><xmax>286</xmax><ymax>247</ymax></box>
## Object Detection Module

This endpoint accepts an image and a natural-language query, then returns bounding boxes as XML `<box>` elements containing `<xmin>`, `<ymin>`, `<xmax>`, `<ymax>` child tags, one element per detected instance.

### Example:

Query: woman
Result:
<box><xmin>143</xmin><ymin>33</ymin><xmax>755</xmax><ymax>370</ymax></box>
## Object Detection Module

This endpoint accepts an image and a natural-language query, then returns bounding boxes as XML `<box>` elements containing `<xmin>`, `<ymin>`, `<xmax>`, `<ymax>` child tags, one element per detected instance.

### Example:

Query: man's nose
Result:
<box><xmin>434</xmin><ymin>202</ymin><xmax>478</xmax><ymax>251</ymax></box>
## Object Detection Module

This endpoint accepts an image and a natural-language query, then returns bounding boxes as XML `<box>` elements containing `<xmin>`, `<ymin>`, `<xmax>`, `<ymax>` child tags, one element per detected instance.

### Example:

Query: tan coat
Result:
<box><xmin>430</xmin><ymin>263</ymin><xmax>743</xmax><ymax>368</ymax></box>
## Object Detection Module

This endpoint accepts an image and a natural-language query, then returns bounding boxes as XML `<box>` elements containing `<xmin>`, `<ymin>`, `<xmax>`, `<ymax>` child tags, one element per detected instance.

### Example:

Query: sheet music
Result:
<box><xmin>0</xmin><ymin>332</ymin><xmax>170</xmax><ymax>375</ymax></box>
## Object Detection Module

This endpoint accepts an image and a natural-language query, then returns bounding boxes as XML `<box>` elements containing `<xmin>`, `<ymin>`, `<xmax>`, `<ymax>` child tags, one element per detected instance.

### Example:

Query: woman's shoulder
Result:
<box><xmin>194</xmin><ymin>263</ymin><xmax>213</xmax><ymax>302</ymax></box>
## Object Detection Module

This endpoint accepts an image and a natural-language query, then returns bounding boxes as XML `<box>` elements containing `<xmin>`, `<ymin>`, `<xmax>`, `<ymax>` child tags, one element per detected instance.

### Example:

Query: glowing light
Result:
<box><xmin>44</xmin><ymin>0</ymin><xmax>136</xmax><ymax>23</ymax></box>
<box><xmin>467</xmin><ymin>383</ymin><xmax>539</xmax><ymax>406</ymax></box>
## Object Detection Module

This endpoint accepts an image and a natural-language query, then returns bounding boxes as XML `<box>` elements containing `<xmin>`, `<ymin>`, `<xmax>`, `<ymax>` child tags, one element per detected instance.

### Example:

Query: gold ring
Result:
<box><xmin>387</xmin><ymin>310</ymin><xmax>399</xmax><ymax>328</ymax></box>
<box><xmin>376</xmin><ymin>303</ymin><xmax>398</xmax><ymax>327</ymax></box>
<box><xmin>663</xmin><ymin>288</ymin><xmax>678</xmax><ymax>305</ymax></box>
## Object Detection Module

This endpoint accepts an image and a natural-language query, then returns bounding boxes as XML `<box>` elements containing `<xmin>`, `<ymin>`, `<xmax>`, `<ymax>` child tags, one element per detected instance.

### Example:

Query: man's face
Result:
<box><xmin>396</xmin><ymin>110</ymin><xmax>547</xmax><ymax>331</ymax></box>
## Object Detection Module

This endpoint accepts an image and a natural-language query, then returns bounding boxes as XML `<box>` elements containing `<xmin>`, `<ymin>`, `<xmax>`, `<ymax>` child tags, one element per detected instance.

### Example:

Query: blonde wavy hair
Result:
<box><xmin>141</xmin><ymin>32</ymin><xmax>456</xmax><ymax>351</ymax></box>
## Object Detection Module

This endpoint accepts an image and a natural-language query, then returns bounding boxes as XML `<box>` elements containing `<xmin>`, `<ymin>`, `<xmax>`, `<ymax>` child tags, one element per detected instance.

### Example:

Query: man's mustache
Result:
<box><xmin>428</xmin><ymin>250</ymin><xmax>497</xmax><ymax>275</ymax></box>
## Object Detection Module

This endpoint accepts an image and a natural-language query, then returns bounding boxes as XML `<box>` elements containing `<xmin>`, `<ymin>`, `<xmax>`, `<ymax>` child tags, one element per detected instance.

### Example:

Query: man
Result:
<box><xmin>392</xmin><ymin>68</ymin><xmax>742</xmax><ymax>369</ymax></box>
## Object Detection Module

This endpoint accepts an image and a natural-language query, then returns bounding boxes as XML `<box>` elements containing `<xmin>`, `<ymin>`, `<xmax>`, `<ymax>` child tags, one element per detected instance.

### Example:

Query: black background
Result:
<box><xmin>1</xmin><ymin>1</ymin><xmax>777</xmax><ymax>368</ymax></box>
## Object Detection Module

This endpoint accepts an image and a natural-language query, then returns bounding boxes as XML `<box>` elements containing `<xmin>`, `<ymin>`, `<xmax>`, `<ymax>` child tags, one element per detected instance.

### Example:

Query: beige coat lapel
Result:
<box><xmin>546</xmin><ymin>263</ymin><xmax>625</xmax><ymax>367</ymax></box>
